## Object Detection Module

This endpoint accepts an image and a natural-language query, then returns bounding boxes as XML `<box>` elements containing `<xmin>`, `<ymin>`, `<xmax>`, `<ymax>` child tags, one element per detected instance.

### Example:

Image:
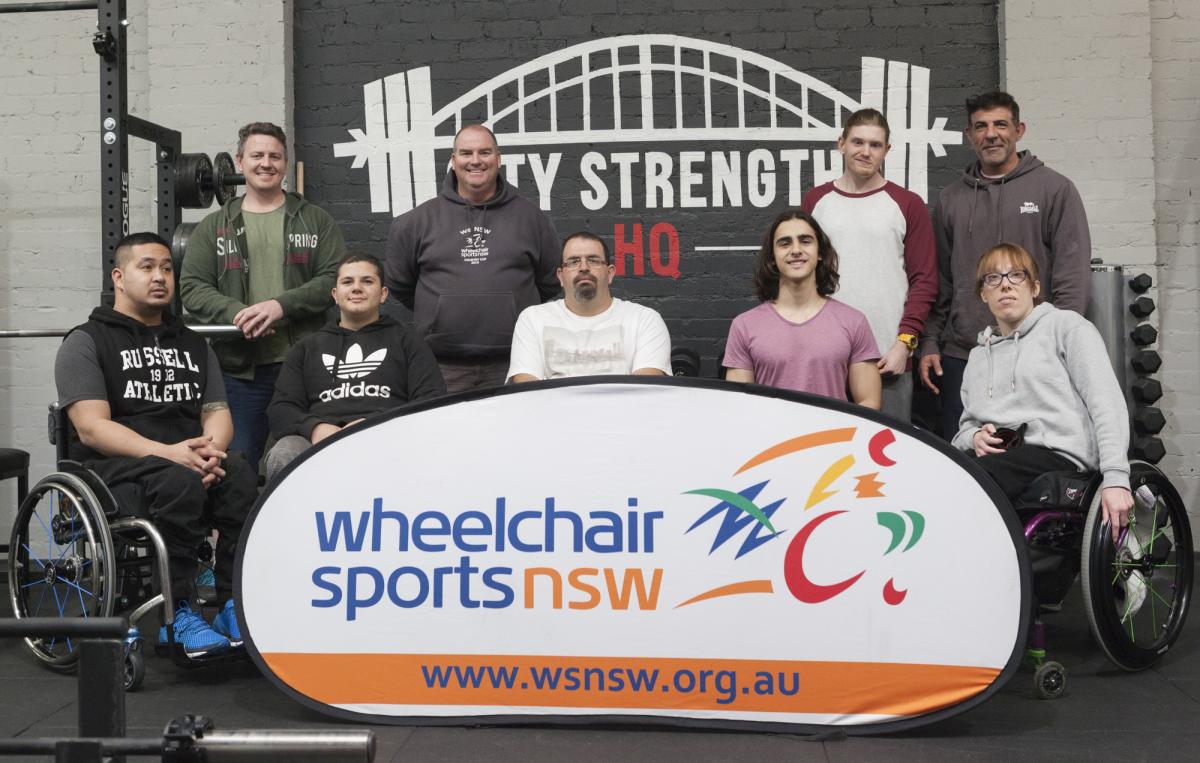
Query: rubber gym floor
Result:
<box><xmin>1</xmin><ymin>566</ymin><xmax>1198</xmax><ymax>763</ymax></box>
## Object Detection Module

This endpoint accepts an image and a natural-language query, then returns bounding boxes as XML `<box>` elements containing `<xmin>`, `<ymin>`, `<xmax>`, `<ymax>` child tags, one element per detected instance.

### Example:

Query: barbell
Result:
<box><xmin>175</xmin><ymin>151</ymin><xmax>243</xmax><ymax>209</ymax></box>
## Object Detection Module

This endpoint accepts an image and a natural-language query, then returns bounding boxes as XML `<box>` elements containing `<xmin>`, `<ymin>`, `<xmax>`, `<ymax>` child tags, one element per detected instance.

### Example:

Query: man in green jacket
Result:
<box><xmin>180</xmin><ymin>122</ymin><xmax>346</xmax><ymax>472</ymax></box>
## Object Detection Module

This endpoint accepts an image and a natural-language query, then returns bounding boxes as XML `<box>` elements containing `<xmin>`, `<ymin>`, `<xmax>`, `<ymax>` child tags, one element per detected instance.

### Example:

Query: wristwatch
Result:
<box><xmin>897</xmin><ymin>333</ymin><xmax>919</xmax><ymax>352</ymax></box>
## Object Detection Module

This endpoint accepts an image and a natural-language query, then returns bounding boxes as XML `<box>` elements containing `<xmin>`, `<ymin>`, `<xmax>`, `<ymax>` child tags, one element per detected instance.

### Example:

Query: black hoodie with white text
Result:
<box><xmin>267</xmin><ymin>316</ymin><xmax>446</xmax><ymax>440</ymax></box>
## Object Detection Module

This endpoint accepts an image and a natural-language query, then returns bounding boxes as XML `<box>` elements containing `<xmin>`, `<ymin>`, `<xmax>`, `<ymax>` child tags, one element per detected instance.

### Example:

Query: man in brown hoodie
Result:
<box><xmin>918</xmin><ymin>91</ymin><xmax>1092</xmax><ymax>439</ymax></box>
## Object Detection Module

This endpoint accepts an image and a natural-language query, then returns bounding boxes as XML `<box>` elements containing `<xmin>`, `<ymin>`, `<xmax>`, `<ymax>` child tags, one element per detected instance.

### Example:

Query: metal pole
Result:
<box><xmin>1084</xmin><ymin>264</ymin><xmax>1129</xmax><ymax>400</ymax></box>
<box><xmin>0</xmin><ymin>326</ymin><xmax>244</xmax><ymax>339</ymax></box>
<box><xmin>0</xmin><ymin>1</ymin><xmax>98</xmax><ymax>12</ymax></box>
<box><xmin>182</xmin><ymin>730</ymin><xmax>377</xmax><ymax>762</ymax></box>
<box><xmin>0</xmin><ymin>617</ymin><xmax>127</xmax><ymax>637</ymax></box>
<box><xmin>98</xmin><ymin>0</ymin><xmax>129</xmax><ymax>306</ymax></box>
<box><xmin>77</xmin><ymin>639</ymin><xmax>126</xmax><ymax>761</ymax></box>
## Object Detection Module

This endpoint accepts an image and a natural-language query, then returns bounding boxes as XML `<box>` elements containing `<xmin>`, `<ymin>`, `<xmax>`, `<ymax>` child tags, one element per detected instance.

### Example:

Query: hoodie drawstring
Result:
<box><xmin>985</xmin><ymin>328</ymin><xmax>1021</xmax><ymax>399</ymax></box>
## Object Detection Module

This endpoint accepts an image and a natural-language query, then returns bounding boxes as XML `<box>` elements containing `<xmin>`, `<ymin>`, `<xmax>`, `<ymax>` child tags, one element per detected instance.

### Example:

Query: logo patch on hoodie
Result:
<box><xmin>459</xmin><ymin>225</ymin><xmax>491</xmax><ymax>265</ymax></box>
<box><xmin>322</xmin><ymin>343</ymin><xmax>387</xmax><ymax>380</ymax></box>
<box><xmin>1019</xmin><ymin>201</ymin><xmax>1040</xmax><ymax>215</ymax></box>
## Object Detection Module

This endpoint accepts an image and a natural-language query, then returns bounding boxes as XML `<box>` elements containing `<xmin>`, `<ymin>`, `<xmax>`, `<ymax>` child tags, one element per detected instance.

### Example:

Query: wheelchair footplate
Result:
<box><xmin>154</xmin><ymin>639</ymin><xmax>251</xmax><ymax>668</ymax></box>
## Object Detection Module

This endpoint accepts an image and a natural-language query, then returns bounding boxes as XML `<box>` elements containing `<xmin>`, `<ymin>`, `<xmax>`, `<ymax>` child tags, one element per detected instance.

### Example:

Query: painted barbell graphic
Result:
<box><xmin>333</xmin><ymin>34</ymin><xmax>962</xmax><ymax>216</ymax></box>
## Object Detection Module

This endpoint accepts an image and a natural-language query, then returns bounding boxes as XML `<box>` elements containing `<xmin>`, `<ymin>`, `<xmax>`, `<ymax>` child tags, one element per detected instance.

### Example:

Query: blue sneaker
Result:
<box><xmin>159</xmin><ymin>602</ymin><xmax>230</xmax><ymax>659</ymax></box>
<box><xmin>212</xmin><ymin>599</ymin><xmax>243</xmax><ymax>649</ymax></box>
<box><xmin>195</xmin><ymin>566</ymin><xmax>216</xmax><ymax>605</ymax></box>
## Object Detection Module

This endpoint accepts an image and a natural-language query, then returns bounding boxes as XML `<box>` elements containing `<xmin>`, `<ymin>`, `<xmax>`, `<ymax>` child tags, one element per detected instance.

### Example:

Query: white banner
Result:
<box><xmin>238</xmin><ymin>379</ymin><xmax>1028</xmax><ymax>732</ymax></box>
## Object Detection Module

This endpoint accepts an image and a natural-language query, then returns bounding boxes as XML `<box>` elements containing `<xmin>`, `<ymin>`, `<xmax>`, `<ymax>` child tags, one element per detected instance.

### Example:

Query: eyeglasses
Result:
<box><xmin>981</xmin><ymin>270</ymin><xmax>1029</xmax><ymax>289</ymax></box>
<box><xmin>561</xmin><ymin>256</ymin><xmax>607</xmax><ymax>270</ymax></box>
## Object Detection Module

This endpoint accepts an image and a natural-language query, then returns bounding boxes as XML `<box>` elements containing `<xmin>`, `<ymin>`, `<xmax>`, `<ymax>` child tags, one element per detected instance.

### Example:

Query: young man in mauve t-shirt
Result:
<box><xmin>723</xmin><ymin>210</ymin><xmax>881</xmax><ymax>408</ymax></box>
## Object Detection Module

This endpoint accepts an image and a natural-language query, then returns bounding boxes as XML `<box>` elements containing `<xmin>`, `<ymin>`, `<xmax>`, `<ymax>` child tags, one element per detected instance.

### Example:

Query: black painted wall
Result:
<box><xmin>294</xmin><ymin>0</ymin><xmax>998</xmax><ymax>374</ymax></box>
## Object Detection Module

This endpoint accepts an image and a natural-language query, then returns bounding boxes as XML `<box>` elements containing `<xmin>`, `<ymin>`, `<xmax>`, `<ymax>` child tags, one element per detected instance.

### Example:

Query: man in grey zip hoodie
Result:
<box><xmin>919</xmin><ymin>92</ymin><xmax>1092</xmax><ymax>440</ymax></box>
<box><xmin>385</xmin><ymin>124</ymin><xmax>561</xmax><ymax>392</ymax></box>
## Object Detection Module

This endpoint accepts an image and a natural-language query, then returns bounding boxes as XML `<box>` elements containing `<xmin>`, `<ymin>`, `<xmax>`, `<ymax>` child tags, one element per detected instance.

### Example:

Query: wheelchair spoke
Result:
<box><xmin>51</xmin><ymin>583</ymin><xmax>65</xmax><ymax>617</ymax></box>
<box><xmin>65</xmin><ymin>578</ymin><xmax>94</xmax><ymax>599</ymax></box>
<box><xmin>19</xmin><ymin>543</ymin><xmax>48</xmax><ymax>569</ymax></box>
<box><xmin>74</xmin><ymin>582</ymin><xmax>89</xmax><ymax>616</ymax></box>
<box><xmin>33</xmin><ymin>578</ymin><xmax>50</xmax><ymax>616</ymax></box>
<box><xmin>20</xmin><ymin>579</ymin><xmax>48</xmax><ymax>590</ymax></box>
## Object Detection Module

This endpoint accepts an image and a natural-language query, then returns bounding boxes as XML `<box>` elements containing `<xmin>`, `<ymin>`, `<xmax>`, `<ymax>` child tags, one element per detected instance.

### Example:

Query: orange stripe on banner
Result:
<box><xmin>734</xmin><ymin>428</ymin><xmax>857</xmax><ymax>475</ymax></box>
<box><xmin>675</xmin><ymin>579</ymin><xmax>774</xmax><ymax>608</ymax></box>
<box><xmin>261</xmin><ymin>652</ymin><xmax>1001</xmax><ymax>717</ymax></box>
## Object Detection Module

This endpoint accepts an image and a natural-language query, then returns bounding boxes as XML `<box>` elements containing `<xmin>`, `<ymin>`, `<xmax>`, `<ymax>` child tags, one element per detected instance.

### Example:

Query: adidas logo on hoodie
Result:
<box><xmin>319</xmin><ymin>343</ymin><xmax>390</xmax><ymax>401</ymax></box>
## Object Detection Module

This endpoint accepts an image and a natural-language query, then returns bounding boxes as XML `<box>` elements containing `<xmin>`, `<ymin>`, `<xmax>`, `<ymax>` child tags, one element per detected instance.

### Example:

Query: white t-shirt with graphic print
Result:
<box><xmin>507</xmin><ymin>298</ymin><xmax>672</xmax><ymax>381</ymax></box>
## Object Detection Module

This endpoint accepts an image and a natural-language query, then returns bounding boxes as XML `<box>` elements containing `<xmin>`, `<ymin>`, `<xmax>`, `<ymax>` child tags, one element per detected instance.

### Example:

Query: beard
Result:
<box><xmin>573</xmin><ymin>278</ymin><xmax>598</xmax><ymax>302</ymax></box>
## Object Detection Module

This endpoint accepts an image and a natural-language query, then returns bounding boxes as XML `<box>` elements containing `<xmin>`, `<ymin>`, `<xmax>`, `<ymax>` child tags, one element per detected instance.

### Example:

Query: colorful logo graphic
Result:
<box><xmin>680</xmin><ymin>427</ymin><xmax>924</xmax><ymax>608</ymax></box>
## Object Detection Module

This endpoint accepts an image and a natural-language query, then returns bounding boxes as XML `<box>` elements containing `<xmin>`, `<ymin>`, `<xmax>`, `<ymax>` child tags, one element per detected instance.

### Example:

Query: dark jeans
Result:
<box><xmin>223</xmin><ymin>362</ymin><xmax>282</xmax><ymax>472</ymax></box>
<box><xmin>437</xmin><ymin>358</ymin><xmax>508</xmax><ymax>393</ymax></box>
<box><xmin>966</xmin><ymin>445</ymin><xmax>1079</xmax><ymax>502</ymax></box>
<box><xmin>938</xmin><ymin>355</ymin><xmax>968</xmax><ymax>442</ymax></box>
<box><xmin>89</xmin><ymin>454</ymin><xmax>255</xmax><ymax>608</ymax></box>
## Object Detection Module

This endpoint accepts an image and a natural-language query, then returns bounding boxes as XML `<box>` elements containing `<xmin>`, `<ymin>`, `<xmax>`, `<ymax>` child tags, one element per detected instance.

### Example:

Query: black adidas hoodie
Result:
<box><xmin>67</xmin><ymin>306</ymin><xmax>210</xmax><ymax>462</ymax></box>
<box><xmin>267</xmin><ymin>315</ymin><xmax>446</xmax><ymax>440</ymax></box>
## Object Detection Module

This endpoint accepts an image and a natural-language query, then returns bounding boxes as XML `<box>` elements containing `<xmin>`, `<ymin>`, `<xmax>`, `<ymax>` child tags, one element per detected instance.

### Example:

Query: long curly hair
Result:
<box><xmin>753</xmin><ymin>209</ymin><xmax>840</xmax><ymax>301</ymax></box>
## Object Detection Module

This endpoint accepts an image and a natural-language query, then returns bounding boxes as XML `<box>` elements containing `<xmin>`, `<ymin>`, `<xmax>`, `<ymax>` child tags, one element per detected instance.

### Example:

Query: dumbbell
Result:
<box><xmin>1128</xmin><ymin>273</ymin><xmax>1153</xmax><ymax>293</ymax></box>
<box><xmin>1130</xmin><ymin>436</ymin><xmax>1165</xmax><ymax>464</ymax></box>
<box><xmin>1129</xmin><ymin>296</ymin><xmax>1155</xmax><ymax>318</ymax></box>
<box><xmin>1131</xmin><ymin>377</ymin><xmax>1162</xmax><ymax>404</ymax></box>
<box><xmin>1132</xmin><ymin>406</ymin><xmax>1165</xmax><ymax>435</ymax></box>
<box><xmin>1130</xmin><ymin>323</ymin><xmax>1158</xmax><ymax>345</ymax></box>
<box><xmin>1131</xmin><ymin>350</ymin><xmax>1162</xmax><ymax>374</ymax></box>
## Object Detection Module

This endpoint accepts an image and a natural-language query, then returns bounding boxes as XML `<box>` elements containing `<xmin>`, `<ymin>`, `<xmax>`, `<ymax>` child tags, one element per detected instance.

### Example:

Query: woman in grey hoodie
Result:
<box><xmin>953</xmin><ymin>243</ymin><xmax>1133</xmax><ymax>542</ymax></box>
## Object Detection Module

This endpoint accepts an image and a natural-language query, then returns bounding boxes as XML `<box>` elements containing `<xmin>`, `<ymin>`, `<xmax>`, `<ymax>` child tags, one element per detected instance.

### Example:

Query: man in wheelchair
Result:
<box><xmin>951</xmin><ymin>242</ymin><xmax>1133</xmax><ymax>541</ymax></box>
<box><xmin>53</xmin><ymin>232</ymin><xmax>255</xmax><ymax>660</ymax></box>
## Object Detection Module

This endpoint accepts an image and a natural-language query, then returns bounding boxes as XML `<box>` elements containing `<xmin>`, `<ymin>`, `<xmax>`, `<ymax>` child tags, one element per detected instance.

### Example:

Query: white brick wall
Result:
<box><xmin>0</xmin><ymin>0</ymin><xmax>291</xmax><ymax>527</ymax></box>
<box><xmin>1004</xmin><ymin>0</ymin><xmax>1200</xmax><ymax>533</ymax></box>
<box><xmin>1002</xmin><ymin>0</ymin><xmax>1159</xmax><ymax>267</ymax></box>
<box><xmin>1150</xmin><ymin>0</ymin><xmax>1200</xmax><ymax>517</ymax></box>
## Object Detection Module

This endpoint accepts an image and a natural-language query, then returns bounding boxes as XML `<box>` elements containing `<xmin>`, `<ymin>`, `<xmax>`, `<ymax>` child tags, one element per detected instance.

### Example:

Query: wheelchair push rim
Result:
<box><xmin>7</xmin><ymin>473</ymin><xmax>116</xmax><ymax>669</ymax></box>
<box><xmin>1082</xmin><ymin>462</ymin><xmax>1194</xmax><ymax>671</ymax></box>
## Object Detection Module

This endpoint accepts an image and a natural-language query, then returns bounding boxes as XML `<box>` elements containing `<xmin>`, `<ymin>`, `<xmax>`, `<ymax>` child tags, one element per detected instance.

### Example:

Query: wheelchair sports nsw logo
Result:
<box><xmin>680</xmin><ymin>427</ymin><xmax>926</xmax><ymax>610</ymax></box>
<box><xmin>239</xmin><ymin>382</ymin><xmax>1024</xmax><ymax>730</ymax></box>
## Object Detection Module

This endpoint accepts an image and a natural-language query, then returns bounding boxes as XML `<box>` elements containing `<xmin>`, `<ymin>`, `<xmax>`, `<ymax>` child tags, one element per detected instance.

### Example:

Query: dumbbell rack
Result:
<box><xmin>1085</xmin><ymin>263</ymin><xmax>1165</xmax><ymax>463</ymax></box>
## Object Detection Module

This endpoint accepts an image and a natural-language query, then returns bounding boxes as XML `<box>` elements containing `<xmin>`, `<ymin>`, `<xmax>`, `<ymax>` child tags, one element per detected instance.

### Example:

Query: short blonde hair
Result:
<box><xmin>975</xmin><ymin>243</ymin><xmax>1041</xmax><ymax>298</ymax></box>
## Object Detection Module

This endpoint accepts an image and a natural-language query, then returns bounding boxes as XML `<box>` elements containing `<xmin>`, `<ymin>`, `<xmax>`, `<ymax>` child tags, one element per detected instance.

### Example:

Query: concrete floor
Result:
<box><xmin>1</xmin><ymin>575</ymin><xmax>1198</xmax><ymax>762</ymax></box>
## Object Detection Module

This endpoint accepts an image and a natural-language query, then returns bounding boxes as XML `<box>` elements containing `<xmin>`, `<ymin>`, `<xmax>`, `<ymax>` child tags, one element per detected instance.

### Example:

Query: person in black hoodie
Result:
<box><xmin>54</xmin><ymin>232</ymin><xmax>255</xmax><ymax>660</ymax></box>
<box><xmin>385</xmin><ymin>124</ymin><xmax>561</xmax><ymax>392</ymax></box>
<box><xmin>265</xmin><ymin>254</ymin><xmax>446</xmax><ymax>482</ymax></box>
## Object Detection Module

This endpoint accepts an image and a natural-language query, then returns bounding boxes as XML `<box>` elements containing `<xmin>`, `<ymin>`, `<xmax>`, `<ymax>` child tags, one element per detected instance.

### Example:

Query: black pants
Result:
<box><xmin>966</xmin><ymin>445</ymin><xmax>1080</xmax><ymax>501</ymax></box>
<box><xmin>88</xmin><ymin>454</ymin><xmax>255</xmax><ymax>608</ymax></box>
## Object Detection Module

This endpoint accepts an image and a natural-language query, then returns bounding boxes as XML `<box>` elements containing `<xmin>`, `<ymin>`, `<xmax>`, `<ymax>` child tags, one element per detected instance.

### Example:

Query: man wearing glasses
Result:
<box><xmin>507</xmin><ymin>232</ymin><xmax>671</xmax><ymax>382</ymax></box>
<box><xmin>917</xmin><ymin>91</ymin><xmax>1092</xmax><ymax>439</ymax></box>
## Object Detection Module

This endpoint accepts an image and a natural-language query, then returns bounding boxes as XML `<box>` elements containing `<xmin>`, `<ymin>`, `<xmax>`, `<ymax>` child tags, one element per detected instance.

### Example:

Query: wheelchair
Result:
<box><xmin>6</xmin><ymin>404</ymin><xmax>224</xmax><ymax>691</ymax></box>
<box><xmin>1014</xmin><ymin>461</ymin><xmax>1193</xmax><ymax>699</ymax></box>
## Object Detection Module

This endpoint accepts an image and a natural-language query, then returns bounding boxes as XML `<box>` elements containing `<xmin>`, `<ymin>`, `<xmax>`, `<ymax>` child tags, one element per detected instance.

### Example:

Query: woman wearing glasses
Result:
<box><xmin>953</xmin><ymin>243</ymin><xmax>1133</xmax><ymax>540</ymax></box>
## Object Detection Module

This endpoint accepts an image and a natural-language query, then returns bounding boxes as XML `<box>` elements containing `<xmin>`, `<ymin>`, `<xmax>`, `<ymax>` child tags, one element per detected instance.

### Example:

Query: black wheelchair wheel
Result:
<box><xmin>7</xmin><ymin>473</ymin><xmax>117</xmax><ymax>670</ymax></box>
<box><xmin>1033</xmin><ymin>660</ymin><xmax>1066</xmax><ymax>700</ymax></box>
<box><xmin>1081</xmin><ymin>462</ymin><xmax>1193</xmax><ymax>671</ymax></box>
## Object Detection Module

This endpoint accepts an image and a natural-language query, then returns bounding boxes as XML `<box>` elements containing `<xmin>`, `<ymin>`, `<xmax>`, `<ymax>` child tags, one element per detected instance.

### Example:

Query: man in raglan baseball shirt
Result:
<box><xmin>384</xmin><ymin>124</ymin><xmax>561</xmax><ymax>392</ymax></box>
<box><xmin>918</xmin><ymin>91</ymin><xmax>1092</xmax><ymax>439</ymax></box>
<box><xmin>801</xmin><ymin>108</ymin><xmax>937</xmax><ymax>422</ymax></box>
<box><xmin>56</xmin><ymin>232</ymin><xmax>254</xmax><ymax>660</ymax></box>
